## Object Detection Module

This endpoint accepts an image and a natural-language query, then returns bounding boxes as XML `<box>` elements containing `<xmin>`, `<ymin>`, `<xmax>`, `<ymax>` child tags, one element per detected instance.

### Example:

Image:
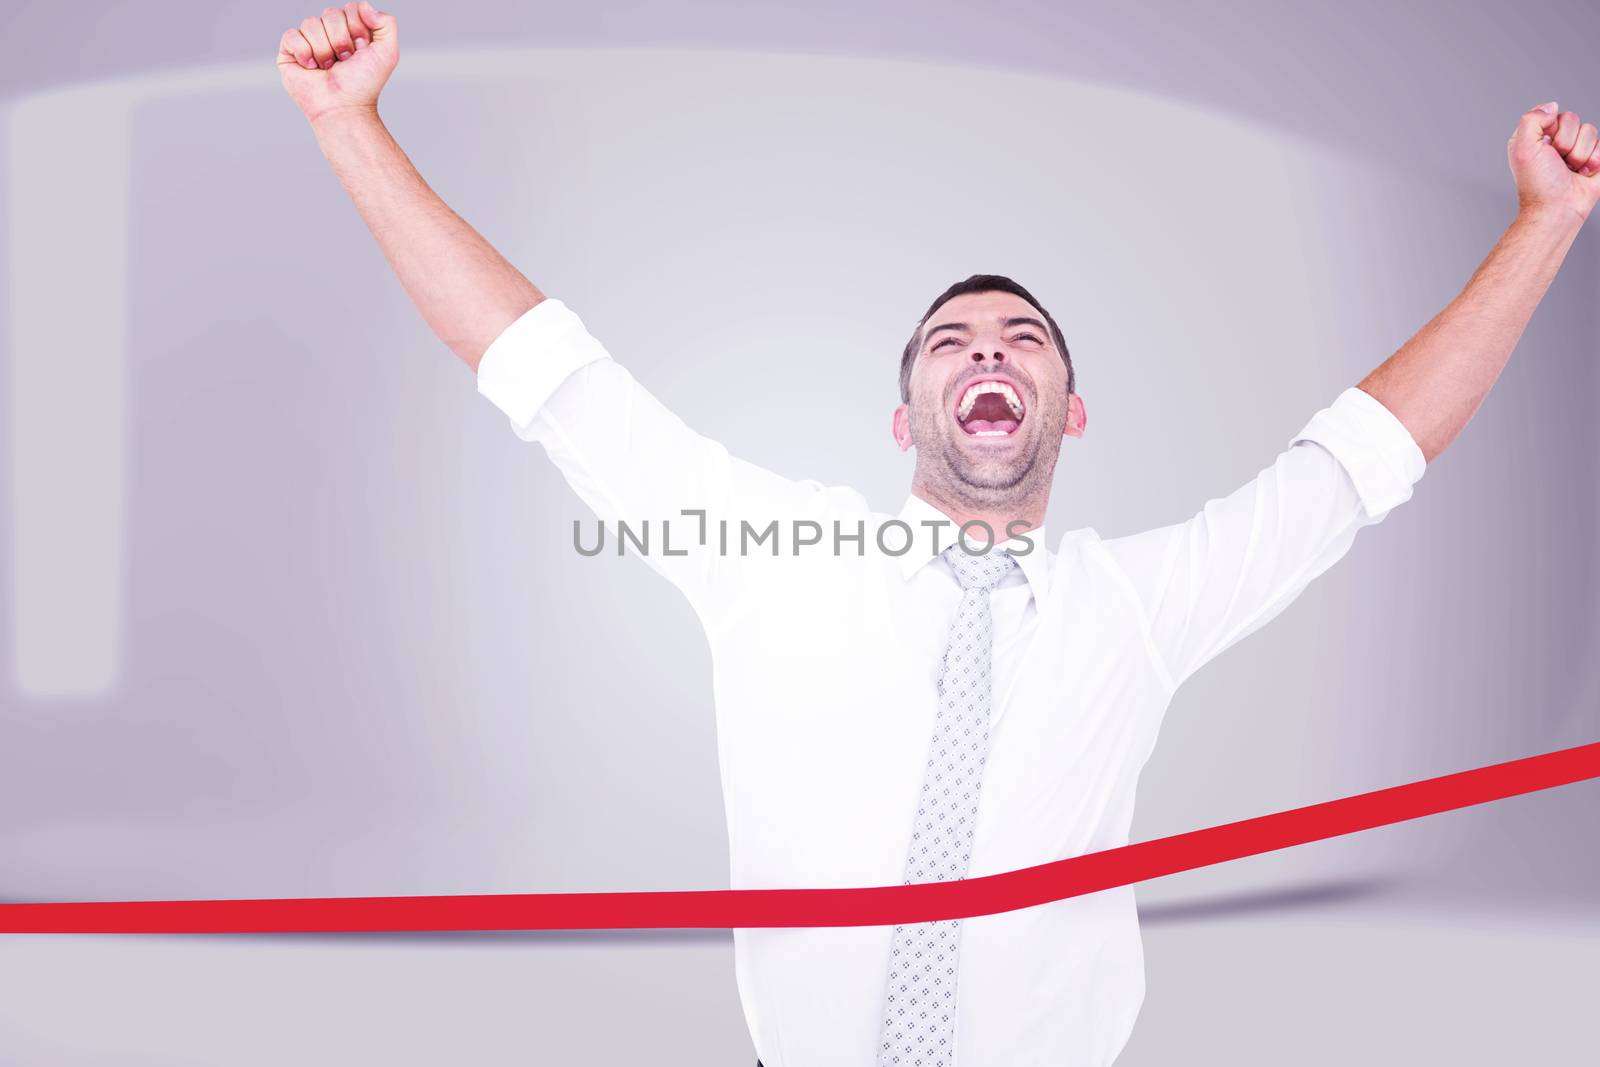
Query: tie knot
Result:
<box><xmin>942</xmin><ymin>542</ymin><xmax>1018</xmax><ymax>592</ymax></box>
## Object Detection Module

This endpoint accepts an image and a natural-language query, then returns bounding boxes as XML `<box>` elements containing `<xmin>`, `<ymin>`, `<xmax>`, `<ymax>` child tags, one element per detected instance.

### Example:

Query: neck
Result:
<box><xmin>910</xmin><ymin>479</ymin><xmax>1047</xmax><ymax>543</ymax></box>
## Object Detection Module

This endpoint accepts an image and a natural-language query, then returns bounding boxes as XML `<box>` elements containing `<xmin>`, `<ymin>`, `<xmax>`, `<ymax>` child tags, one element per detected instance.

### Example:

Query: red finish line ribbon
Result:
<box><xmin>5</xmin><ymin>742</ymin><xmax>1596</xmax><ymax>934</ymax></box>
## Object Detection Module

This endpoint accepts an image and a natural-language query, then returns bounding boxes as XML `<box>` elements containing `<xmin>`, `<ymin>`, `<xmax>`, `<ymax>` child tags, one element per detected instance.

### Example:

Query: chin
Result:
<box><xmin>953</xmin><ymin>457</ymin><xmax>1033</xmax><ymax>493</ymax></box>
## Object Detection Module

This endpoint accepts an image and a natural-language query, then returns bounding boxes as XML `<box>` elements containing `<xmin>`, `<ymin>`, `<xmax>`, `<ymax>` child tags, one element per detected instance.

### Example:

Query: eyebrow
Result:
<box><xmin>925</xmin><ymin>316</ymin><xmax>1050</xmax><ymax>347</ymax></box>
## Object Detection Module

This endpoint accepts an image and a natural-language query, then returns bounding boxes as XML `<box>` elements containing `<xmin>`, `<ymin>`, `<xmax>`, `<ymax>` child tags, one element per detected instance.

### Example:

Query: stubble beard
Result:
<box><xmin>907</xmin><ymin>398</ymin><xmax>1061</xmax><ymax>515</ymax></box>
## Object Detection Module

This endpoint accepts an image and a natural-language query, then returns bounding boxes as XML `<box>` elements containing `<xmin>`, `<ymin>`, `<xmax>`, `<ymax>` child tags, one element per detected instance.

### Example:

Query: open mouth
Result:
<box><xmin>955</xmin><ymin>377</ymin><xmax>1026</xmax><ymax>436</ymax></box>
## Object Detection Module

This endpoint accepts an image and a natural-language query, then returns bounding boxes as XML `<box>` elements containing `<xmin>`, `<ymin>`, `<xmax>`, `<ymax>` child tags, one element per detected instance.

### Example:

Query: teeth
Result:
<box><xmin>957</xmin><ymin>380</ymin><xmax>1025</xmax><ymax>421</ymax></box>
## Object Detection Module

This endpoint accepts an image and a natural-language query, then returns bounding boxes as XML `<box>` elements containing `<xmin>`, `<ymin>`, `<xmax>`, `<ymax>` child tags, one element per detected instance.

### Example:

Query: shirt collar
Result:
<box><xmin>892</xmin><ymin>492</ymin><xmax>1053</xmax><ymax>601</ymax></box>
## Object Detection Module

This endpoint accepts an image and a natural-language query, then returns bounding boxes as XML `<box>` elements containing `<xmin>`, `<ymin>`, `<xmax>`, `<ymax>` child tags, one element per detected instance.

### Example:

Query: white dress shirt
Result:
<box><xmin>475</xmin><ymin>297</ymin><xmax>1427</xmax><ymax>1066</ymax></box>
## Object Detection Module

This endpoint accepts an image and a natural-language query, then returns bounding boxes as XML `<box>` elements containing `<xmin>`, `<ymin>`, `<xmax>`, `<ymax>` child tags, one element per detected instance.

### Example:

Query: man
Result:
<box><xmin>278</xmin><ymin>5</ymin><xmax>1598</xmax><ymax>1065</ymax></box>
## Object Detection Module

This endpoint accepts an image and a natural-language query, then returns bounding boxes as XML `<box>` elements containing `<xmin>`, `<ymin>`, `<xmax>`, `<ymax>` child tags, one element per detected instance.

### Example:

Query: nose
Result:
<box><xmin>971</xmin><ymin>348</ymin><xmax>1004</xmax><ymax>364</ymax></box>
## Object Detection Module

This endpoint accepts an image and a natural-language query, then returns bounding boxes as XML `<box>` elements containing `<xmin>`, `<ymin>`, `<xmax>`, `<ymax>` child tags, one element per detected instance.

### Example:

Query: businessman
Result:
<box><xmin>278</xmin><ymin>5</ymin><xmax>1598</xmax><ymax>1065</ymax></box>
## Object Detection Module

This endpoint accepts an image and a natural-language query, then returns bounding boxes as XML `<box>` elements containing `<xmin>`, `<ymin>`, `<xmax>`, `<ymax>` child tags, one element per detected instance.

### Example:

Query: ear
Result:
<box><xmin>892</xmin><ymin>403</ymin><xmax>914</xmax><ymax>451</ymax></box>
<box><xmin>1063</xmin><ymin>393</ymin><xmax>1087</xmax><ymax>439</ymax></box>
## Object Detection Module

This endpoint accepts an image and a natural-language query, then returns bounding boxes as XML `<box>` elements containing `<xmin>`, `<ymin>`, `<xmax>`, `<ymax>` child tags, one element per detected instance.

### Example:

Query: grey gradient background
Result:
<box><xmin>2</xmin><ymin>1</ymin><xmax>1597</xmax><ymax>1064</ymax></box>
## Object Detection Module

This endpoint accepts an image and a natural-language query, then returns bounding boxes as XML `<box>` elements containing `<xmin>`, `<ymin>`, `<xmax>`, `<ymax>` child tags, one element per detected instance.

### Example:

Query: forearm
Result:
<box><xmin>1357</xmin><ymin>204</ymin><xmax>1583</xmax><ymax>464</ymax></box>
<box><xmin>308</xmin><ymin>105</ymin><xmax>543</xmax><ymax>371</ymax></box>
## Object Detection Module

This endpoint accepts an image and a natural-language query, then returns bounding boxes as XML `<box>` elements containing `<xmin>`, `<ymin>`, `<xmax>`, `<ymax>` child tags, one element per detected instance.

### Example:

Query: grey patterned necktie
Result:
<box><xmin>876</xmin><ymin>542</ymin><xmax>1019</xmax><ymax>1067</ymax></box>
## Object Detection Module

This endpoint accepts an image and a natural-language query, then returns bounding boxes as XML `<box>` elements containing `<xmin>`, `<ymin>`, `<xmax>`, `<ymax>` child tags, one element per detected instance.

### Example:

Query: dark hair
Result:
<box><xmin>899</xmin><ymin>273</ymin><xmax>1074</xmax><ymax>404</ymax></box>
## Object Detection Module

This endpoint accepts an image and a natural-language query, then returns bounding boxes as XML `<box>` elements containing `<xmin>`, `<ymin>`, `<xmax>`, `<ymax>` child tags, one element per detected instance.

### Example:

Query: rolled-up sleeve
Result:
<box><xmin>475</xmin><ymin>297</ymin><xmax>830</xmax><ymax>627</ymax></box>
<box><xmin>476</xmin><ymin>298</ymin><xmax>612</xmax><ymax>432</ymax></box>
<box><xmin>1290</xmin><ymin>386</ymin><xmax>1427</xmax><ymax>520</ymax></box>
<box><xmin>1096</xmin><ymin>386</ymin><xmax>1426</xmax><ymax>692</ymax></box>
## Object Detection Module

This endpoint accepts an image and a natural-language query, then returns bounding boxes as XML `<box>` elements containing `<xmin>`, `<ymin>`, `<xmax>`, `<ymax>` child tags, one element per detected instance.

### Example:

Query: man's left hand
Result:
<box><xmin>1509</xmin><ymin>101</ymin><xmax>1600</xmax><ymax>223</ymax></box>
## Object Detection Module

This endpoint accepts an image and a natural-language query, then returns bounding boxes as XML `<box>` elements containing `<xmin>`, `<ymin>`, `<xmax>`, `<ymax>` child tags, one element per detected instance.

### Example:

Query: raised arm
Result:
<box><xmin>1096</xmin><ymin>102</ymin><xmax>1597</xmax><ymax>692</ymax></box>
<box><xmin>1357</xmin><ymin>102</ymin><xmax>1599</xmax><ymax>463</ymax></box>
<box><xmin>276</xmin><ymin>2</ymin><xmax>540</xmax><ymax>369</ymax></box>
<box><xmin>277</xmin><ymin>4</ymin><xmax>839</xmax><ymax>624</ymax></box>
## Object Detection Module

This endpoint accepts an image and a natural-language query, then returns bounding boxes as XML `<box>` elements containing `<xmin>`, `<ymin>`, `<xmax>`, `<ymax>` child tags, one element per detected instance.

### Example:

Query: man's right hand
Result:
<box><xmin>276</xmin><ymin>2</ymin><xmax>398</xmax><ymax>125</ymax></box>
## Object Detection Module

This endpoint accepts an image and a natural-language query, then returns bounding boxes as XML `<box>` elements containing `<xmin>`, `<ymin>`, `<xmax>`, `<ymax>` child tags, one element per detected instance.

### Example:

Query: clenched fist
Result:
<box><xmin>277</xmin><ymin>2</ymin><xmax>398</xmax><ymax>124</ymax></box>
<box><xmin>1509</xmin><ymin>101</ymin><xmax>1600</xmax><ymax>223</ymax></box>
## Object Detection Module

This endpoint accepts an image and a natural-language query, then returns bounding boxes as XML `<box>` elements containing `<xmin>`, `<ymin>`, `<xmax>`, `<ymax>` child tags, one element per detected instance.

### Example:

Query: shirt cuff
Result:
<box><xmin>1288</xmin><ymin>385</ymin><xmax>1427</xmax><ymax>519</ymax></box>
<box><xmin>475</xmin><ymin>297</ymin><xmax>613</xmax><ymax>430</ymax></box>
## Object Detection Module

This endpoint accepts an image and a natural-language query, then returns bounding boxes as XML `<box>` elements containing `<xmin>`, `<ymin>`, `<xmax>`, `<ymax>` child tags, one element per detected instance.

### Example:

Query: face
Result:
<box><xmin>892</xmin><ymin>290</ymin><xmax>1086</xmax><ymax>509</ymax></box>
